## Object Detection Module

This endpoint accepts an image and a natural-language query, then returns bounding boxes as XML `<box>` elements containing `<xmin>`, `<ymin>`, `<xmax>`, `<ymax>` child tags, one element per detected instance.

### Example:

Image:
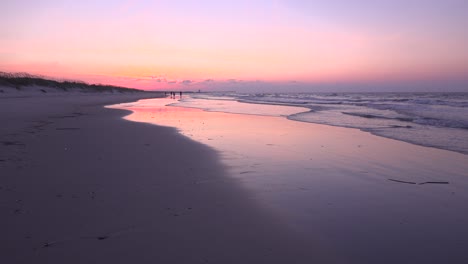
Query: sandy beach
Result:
<box><xmin>1</xmin><ymin>91</ymin><xmax>340</xmax><ymax>263</ymax></box>
<box><xmin>2</xmin><ymin>90</ymin><xmax>468</xmax><ymax>263</ymax></box>
<box><xmin>3</xmin><ymin>1</ymin><xmax>467</xmax><ymax>262</ymax></box>
<box><xmin>112</xmin><ymin>96</ymin><xmax>468</xmax><ymax>264</ymax></box>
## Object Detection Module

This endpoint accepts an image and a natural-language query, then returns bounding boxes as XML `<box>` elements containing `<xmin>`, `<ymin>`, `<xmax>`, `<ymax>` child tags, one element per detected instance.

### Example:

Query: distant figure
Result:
<box><xmin>180</xmin><ymin>91</ymin><xmax>182</xmax><ymax>98</ymax></box>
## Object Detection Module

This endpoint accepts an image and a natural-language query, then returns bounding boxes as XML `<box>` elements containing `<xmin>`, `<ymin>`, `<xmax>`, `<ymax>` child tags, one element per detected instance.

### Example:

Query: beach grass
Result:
<box><xmin>0</xmin><ymin>72</ymin><xmax>141</xmax><ymax>93</ymax></box>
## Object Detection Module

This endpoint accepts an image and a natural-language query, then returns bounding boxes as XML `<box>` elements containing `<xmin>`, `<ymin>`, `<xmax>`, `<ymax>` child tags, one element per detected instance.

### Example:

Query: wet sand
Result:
<box><xmin>0</xmin><ymin>93</ymin><xmax>338</xmax><ymax>263</ymax></box>
<box><xmin>112</xmin><ymin>97</ymin><xmax>468</xmax><ymax>264</ymax></box>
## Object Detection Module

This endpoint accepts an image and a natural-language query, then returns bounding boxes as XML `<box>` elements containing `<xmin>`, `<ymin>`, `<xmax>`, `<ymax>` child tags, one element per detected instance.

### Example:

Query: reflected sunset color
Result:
<box><xmin>109</xmin><ymin>96</ymin><xmax>468</xmax><ymax>263</ymax></box>
<box><xmin>3</xmin><ymin>1</ymin><xmax>468</xmax><ymax>262</ymax></box>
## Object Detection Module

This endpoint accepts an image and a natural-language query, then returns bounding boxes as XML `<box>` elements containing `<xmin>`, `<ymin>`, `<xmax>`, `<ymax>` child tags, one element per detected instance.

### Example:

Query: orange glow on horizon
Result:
<box><xmin>1</xmin><ymin>1</ymin><xmax>467</xmax><ymax>91</ymax></box>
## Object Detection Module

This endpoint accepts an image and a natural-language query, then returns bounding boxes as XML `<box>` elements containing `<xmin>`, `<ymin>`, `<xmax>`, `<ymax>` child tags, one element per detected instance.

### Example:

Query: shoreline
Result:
<box><xmin>1</xmin><ymin>93</ymin><xmax>337</xmax><ymax>263</ymax></box>
<box><xmin>181</xmin><ymin>93</ymin><xmax>468</xmax><ymax>156</ymax></box>
<box><xmin>114</xmin><ymin>97</ymin><xmax>468</xmax><ymax>264</ymax></box>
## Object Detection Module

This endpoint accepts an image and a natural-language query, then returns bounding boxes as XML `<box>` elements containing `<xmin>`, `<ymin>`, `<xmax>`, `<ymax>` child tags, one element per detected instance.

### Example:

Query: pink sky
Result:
<box><xmin>1</xmin><ymin>0</ymin><xmax>467</xmax><ymax>91</ymax></box>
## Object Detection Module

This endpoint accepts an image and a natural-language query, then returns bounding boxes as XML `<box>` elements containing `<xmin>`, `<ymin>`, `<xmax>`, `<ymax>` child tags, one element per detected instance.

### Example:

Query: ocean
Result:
<box><xmin>177</xmin><ymin>92</ymin><xmax>468</xmax><ymax>155</ymax></box>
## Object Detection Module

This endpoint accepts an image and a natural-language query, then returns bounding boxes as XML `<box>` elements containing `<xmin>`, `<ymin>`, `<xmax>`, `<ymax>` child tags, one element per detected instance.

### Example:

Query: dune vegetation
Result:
<box><xmin>0</xmin><ymin>72</ymin><xmax>142</xmax><ymax>93</ymax></box>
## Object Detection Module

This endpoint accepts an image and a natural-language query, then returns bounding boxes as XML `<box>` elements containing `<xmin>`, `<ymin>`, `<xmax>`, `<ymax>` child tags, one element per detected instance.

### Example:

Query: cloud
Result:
<box><xmin>181</xmin><ymin>79</ymin><xmax>193</xmax><ymax>85</ymax></box>
<box><xmin>227</xmin><ymin>79</ymin><xmax>241</xmax><ymax>84</ymax></box>
<box><xmin>146</xmin><ymin>75</ymin><xmax>168</xmax><ymax>83</ymax></box>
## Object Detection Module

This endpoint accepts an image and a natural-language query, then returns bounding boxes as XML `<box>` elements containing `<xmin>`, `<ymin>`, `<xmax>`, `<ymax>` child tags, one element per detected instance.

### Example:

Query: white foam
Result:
<box><xmin>184</xmin><ymin>92</ymin><xmax>468</xmax><ymax>155</ymax></box>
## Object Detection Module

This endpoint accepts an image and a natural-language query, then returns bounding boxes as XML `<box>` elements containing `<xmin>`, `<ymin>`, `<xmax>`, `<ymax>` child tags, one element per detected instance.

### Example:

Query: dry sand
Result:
<box><xmin>0</xmin><ymin>91</ymin><xmax>338</xmax><ymax>263</ymax></box>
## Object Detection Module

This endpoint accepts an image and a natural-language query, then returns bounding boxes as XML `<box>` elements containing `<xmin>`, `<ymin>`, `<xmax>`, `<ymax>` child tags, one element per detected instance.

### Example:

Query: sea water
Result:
<box><xmin>175</xmin><ymin>92</ymin><xmax>468</xmax><ymax>155</ymax></box>
<box><xmin>110</xmin><ymin>94</ymin><xmax>468</xmax><ymax>263</ymax></box>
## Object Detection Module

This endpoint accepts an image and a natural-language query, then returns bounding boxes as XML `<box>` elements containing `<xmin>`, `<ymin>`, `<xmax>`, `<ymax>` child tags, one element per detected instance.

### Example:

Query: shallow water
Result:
<box><xmin>110</xmin><ymin>97</ymin><xmax>468</xmax><ymax>264</ymax></box>
<box><xmin>185</xmin><ymin>92</ymin><xmax>468</xmax><ymax>155</ymax></box>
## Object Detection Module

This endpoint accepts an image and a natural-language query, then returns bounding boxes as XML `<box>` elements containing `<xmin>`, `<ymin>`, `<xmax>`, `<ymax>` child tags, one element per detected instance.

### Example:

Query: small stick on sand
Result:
<box><xmin>388</xmin><ymin>179</ymin><xmax>417</xmax><ymax>184</ymax></box>
<box><xmin>388</xmin><ymin>179</ymin><xmax>450</xmax><ymax>185</ymax></box>
<box><xmin>419</xmin><ymin>181</ymin><xmax>449</xmax><ymax>185</ymax></box>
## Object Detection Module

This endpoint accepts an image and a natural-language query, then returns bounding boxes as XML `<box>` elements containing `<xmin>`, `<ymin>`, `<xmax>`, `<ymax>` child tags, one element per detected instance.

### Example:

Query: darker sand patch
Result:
<box><xmin>2</xmin><ymin>141</ymin><xmax>25</xmax><ymax>146</ymax></box>
<box><xmin>55</xmin><ymin>128</ymin><xmax>81</xmax><ymax>130</ymax></box>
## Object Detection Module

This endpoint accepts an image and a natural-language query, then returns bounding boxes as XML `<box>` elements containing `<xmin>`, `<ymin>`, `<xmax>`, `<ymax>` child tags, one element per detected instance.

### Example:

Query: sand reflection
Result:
<box><xmin>110</xmin><ymin>97</ymin><xmax>468</xmax><ymax>264</ymax></box>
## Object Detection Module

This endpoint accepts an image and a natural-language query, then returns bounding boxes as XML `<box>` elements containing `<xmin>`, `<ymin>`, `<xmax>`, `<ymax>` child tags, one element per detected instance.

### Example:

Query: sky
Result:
<box><xmin>1</xmin><ymin>0</ymin><xmax>467</xmax><ymax>92</ymax></box>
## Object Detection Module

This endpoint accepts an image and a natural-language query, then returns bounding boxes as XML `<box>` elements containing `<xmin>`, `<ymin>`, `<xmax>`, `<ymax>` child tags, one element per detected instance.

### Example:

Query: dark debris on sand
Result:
<box><xmin>388</xmin><ymin>179</ymin><xmax>450</xmax><ymax>185</ymax></box>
